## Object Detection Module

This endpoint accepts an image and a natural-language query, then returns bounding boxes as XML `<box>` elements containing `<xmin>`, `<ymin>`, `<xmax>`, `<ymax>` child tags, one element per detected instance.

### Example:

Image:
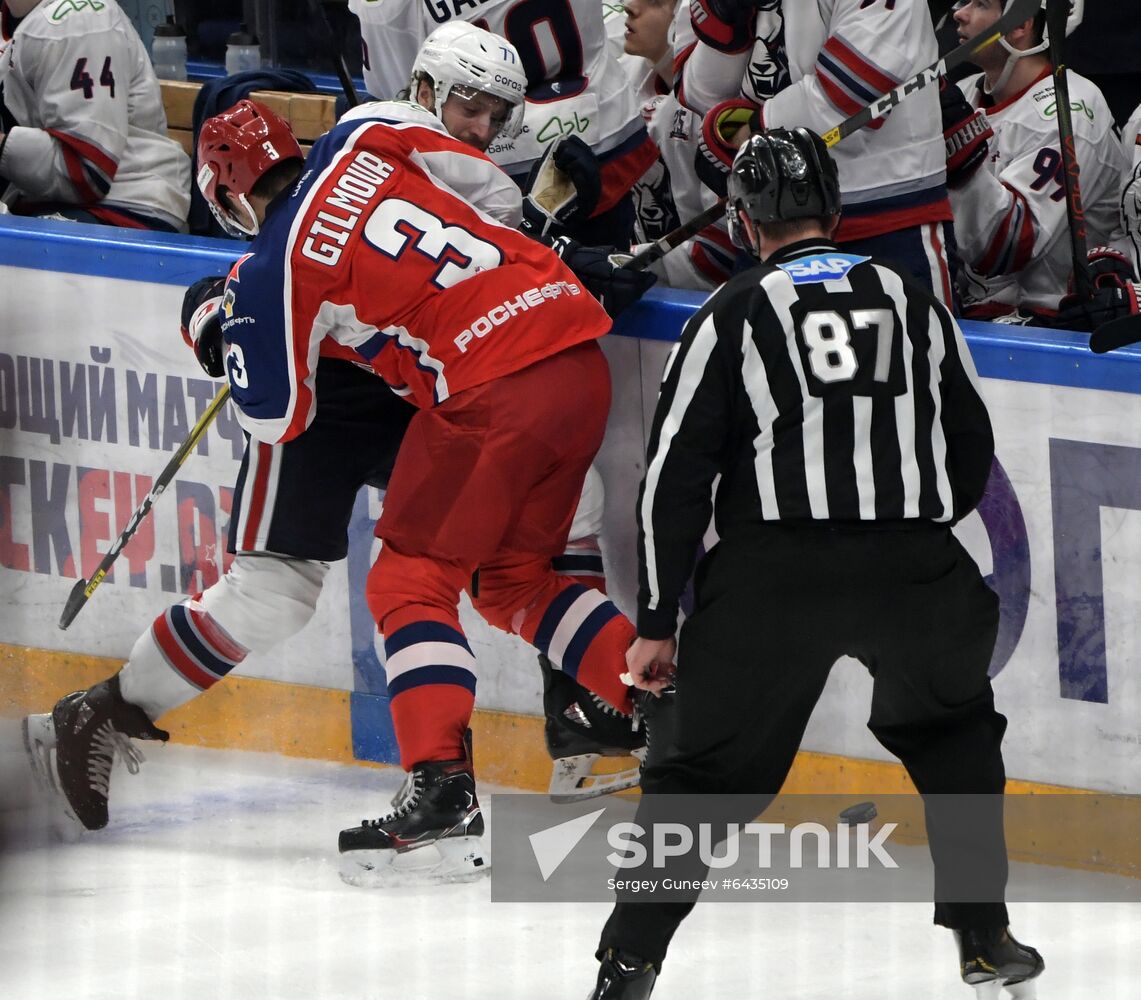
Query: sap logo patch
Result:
<box><xmin>777</xmin><ymin>253</ymin><xmax>870</xmax><ymax>284</ymax></box>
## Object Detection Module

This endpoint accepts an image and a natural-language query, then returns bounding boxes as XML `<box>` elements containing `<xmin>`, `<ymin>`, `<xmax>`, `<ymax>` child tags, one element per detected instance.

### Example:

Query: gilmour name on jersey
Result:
<box><xmin>301</xmin><ymin>151</ymin><xmax>396</xmax><ymax>267</ymax></box>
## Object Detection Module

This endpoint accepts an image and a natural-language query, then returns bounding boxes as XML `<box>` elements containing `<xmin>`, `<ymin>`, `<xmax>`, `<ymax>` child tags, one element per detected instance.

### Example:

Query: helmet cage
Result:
<box><xmin>411</xmin><ymin>23</ymin><xmax>526</xmax><ymax>141</ymax></box>
<box><xmin>196</xmin><ymin>99</ymin><xmax>303</xmax><ymax>238</ymax></box>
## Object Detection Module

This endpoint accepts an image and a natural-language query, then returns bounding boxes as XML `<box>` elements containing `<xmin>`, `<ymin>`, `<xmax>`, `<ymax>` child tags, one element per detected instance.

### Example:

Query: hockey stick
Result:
<box><xmin>304</xmin><ymin>0</ymin><xmax>362</xmax><ymax>109</ymax></box>
<box><xmin>628</xmin><ymin>0</ymin><xmax>1041</xmax><ymax>270</ymax></box>
<box><xmin>58</xmin><ymin>384</ymin><xmax>232</xmax><ymax>630</ymax></box>
<box><xmin>1042</xmin><ymin>1</ymin><xmax>1141</xmax><ymax>352</ymax></box>
<box><xmin>1045</xmin><ymin>0</ymin><xmax>1093</xmax><ymax>302</ymax></box>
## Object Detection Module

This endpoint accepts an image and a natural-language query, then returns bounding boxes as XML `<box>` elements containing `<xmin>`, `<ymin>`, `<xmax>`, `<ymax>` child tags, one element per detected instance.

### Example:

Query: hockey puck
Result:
<box><xmin>838</xmin><ymin>801</ymin><xmax>877</xmax><ymax>826</ymax></box>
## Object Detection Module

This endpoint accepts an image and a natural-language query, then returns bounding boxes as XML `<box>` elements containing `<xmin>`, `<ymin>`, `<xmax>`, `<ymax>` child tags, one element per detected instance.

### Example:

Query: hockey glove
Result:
<box><xmin>1054</xmin><ymin>246</ymin><xmax>1141</xmax><ymax>332</ymax></box>
<box><xmin>689</xmin><ymin>0</ymin><xmax>760</xmax><ymax>53</ymax></box>
<box><xmin>695</xmin><ymin>98</ymin><xmax>759</xmax><ymax>199</ymax></box>
<box><xmin>521</xmin><ymin>135</ymin><xmax>603</xmax><ymax>241</ymax></box>
<box><xmin>940</xmin><ymin>79</ymin><xmax>992</xmax><ymax>189</ymax></box>
<box><xmin>552</xmin><ymin>237</ymin><xmax>658</xmax><ymax>318</ymax></box>
<box><xmin>180</xmin><ymin>275</ymin><xmax>227</xmax><ymax>378</ymax></box>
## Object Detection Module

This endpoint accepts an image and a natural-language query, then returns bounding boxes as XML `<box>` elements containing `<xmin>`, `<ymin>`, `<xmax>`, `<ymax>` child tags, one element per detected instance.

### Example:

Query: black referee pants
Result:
<box><xmin>600</xmin><ymin>522</ymin><xmax>1009</xmax><ymax>967</ymax></box>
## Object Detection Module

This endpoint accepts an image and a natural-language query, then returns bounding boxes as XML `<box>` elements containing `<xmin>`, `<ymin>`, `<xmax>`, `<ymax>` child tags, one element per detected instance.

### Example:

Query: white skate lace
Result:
<box><xmin>87</xmin><ymin>721</ymin><xmax>146</xmax><ymax>796</ymax></box>
<box><xmin>589</xmin><ymin>694</ymin><xmax>631</xmax><ymax>719</ymax></box>
<box><xmin>363</xmin><ymin>771</ymin><xmax>423</xmax><ymax>827</ymax></box>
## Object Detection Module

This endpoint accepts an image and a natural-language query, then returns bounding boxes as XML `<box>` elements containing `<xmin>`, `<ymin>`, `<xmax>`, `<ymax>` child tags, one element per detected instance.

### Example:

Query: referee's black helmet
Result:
<box><xmin>726</xmin><ymin>128</ymin><xmax>841</xmax><ymax>252</ymax></box>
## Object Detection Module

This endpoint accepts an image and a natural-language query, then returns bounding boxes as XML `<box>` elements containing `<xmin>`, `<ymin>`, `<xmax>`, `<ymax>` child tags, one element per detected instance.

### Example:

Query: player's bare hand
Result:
<box><xmin>621</xmin><ymin>636</ymin><xmax>676</xmax><ymax>695</ymax></box>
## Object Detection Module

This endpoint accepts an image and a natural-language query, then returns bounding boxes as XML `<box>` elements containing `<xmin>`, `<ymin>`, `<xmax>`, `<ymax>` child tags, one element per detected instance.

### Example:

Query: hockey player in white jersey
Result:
<box><xmin>23</xmin><ymin>27</ymin><xmax>650</xmax><ymax>848</ymax></box>
<box><xmin>942</xmin><ymin>0</ymin><xmax>1128</xmax><ymax>321</ymax></box>
<box><xmin>0</xmin><ymin>0</ymin><xmax>190</xmax><ymax>231</ymax></box>
<box><xmin>348</xmin><ymin>0</ymin><xmax>657</xmax><ymax>246</ymax></box>
<box><xmin>674</xmin><ymin>0</ymin><xmax>957</xmax><ymax>304</ymax></box>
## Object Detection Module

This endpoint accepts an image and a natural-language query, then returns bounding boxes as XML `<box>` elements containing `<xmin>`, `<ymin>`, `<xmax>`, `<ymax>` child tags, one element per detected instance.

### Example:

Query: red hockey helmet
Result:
<box><xmin>196</xmin><ymin>99</ymin><xmax>303</xmax><ymax>237</ymax></box>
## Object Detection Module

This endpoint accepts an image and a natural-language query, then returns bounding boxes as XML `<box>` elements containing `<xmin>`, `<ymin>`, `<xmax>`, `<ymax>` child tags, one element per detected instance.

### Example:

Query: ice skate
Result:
<box><xmin>586</xmin><ymin>948</ymin><xmax>657</xmax><ymax>999</ymax></box>
<box><xmin>955</xmin><ymin>927</ymin><xmax>1044</xmax><ymax>999</ymax></box>
<box><xmin>542</xmin><ymin>654</ymin><xmax>646</xmax><ymax>802</ymax></box>
<box><xmin>23</xmin><ymin>675</ymin><xmax>169</xmax><ymax>831</ymax></box>
<box><xmin>338</xmin><ymin>755</ymin><xmax>488</xmax><ymax>887</ymax></box>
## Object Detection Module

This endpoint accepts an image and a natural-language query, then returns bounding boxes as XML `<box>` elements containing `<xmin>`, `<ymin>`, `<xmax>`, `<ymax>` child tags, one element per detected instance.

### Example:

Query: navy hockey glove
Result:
<box><xmin>180</xmin><ymin>276</ymin><xmax>227</xmax><ymax>378</ymax></box>
<box><xmin>1055</xmin><ymin>247</ymin><xmax>1141</xmax><ymax>332</ymax></box>
<box><xmin>940</xmin><ymin>79</ymin><xmax>992</xmax><ymax>188</ymax></box>
<box><xmin>521</xmin><ymin>135</ymin><xmax>603</xmax><ymax>241</ymax></box>
<box><xmin>689</xmin><ymin>0</ymin><xmax>760</xmax><ymax>53</ymax></box>
<box><xmin>552</xmin><ymin>237</ymin><xmax>658</xmax><ymax>318</ymax></box>
<box><xmin>695</xmin><ymin>99</ymin><xmax>759</xmax><ymax>198</ymax></box>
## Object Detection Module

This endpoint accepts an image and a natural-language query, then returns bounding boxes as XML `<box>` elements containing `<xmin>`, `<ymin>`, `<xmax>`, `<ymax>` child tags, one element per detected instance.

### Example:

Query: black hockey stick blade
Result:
<box><xmin>59</xmin><ymin>577</ymin><xmax>96</xmax><ymax>631</ymax></box>
<box><xmin>1089</xmin><ymin>312</ymin><xmax>1141</xmax><ymax>354</ymax></box>
<box><xmin>628</xmin><ymin>0</ymin><xmax>1041</xmax><ymax>271</ymax></box>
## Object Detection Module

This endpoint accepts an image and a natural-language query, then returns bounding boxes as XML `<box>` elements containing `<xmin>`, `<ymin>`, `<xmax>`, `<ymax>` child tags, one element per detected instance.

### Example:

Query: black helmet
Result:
<box><xmin>726</xmin><ymin>128</ymin><xmax>841</xmax><ymax>253</ymax></box>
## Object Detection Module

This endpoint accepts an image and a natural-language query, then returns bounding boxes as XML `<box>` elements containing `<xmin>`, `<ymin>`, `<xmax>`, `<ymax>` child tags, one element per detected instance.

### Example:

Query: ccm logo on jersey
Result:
<box><xmin>454</xmin><ymin>281</ymin><xmax>582</xmax><ymax>353</ymax></box>
<box><xmin>777</xmin><ymin>253</ymin><xmax>871</xmax><ymax>284</ymax></box>
<box><xmin>302</xmin><ymin>151</ymin><xmax>395</xmax><ymax>267</ymax></box>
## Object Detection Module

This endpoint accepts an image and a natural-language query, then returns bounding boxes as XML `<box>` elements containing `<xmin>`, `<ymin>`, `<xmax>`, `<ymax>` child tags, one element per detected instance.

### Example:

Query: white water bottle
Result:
<box><xmin>225</xmin><ymin>25</ymin><xmax>261</xmax><ymax>75</ymax></box>
<box><xmin>151</xmin><ymin>17</ymin><xmax>187</xmax><ymax>82</ymax></box>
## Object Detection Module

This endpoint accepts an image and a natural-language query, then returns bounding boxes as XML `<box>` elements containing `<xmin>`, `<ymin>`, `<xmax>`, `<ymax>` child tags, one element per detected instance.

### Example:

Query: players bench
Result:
<box><xmin>160</xmin><ymin>79</ymin><xmax>338</xmax><ymax>158</ymax></box>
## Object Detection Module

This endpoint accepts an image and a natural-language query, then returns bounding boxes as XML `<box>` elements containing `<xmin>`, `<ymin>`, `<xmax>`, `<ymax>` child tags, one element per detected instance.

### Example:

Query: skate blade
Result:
<box><xmin>548</xmin><ymin>748</ymin><xmax>646</xmax><ymax>803</ymax></box>
<box><xmin>338</xmin><ymin>836</ymin><xmax>490</xmax><ymax>888</ymax></box>
<box><xmin>971</xmin><ymin>980</ymin><xmax>1038</xmax><ymax>1000</ymax></box>
<box><xmin>21</xmin><ymin>714</ymin><xmax>85</xmax><ymax>840</ymax></box>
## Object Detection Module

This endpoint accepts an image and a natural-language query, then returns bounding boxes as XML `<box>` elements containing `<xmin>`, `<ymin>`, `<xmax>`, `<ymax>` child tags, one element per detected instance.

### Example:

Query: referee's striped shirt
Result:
<box><xmin>636</xmin><ymin>238</ymin><xmax>994</xmax><ymax>638</ymax></box>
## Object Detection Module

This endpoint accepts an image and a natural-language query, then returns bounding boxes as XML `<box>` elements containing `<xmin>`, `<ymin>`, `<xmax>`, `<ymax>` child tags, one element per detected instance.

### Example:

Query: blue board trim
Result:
<box><xmin>2</xmin><ymin>215</ymin><xmax>1138</xmax><ymax>394</ymax></box>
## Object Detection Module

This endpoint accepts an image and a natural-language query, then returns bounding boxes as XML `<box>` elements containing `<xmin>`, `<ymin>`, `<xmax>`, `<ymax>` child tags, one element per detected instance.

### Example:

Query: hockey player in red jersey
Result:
<box><xmin>23</xmin><ymin>26</ymin><xmax>654</xmax><ymax>864</ymax></box>
<box><xmin>214</xmin><ymin>99</ymin><xmax>647</xmax><ymax>886</ymax></box>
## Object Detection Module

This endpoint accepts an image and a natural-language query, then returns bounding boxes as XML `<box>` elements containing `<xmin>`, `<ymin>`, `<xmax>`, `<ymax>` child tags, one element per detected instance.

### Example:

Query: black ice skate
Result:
<box><xmin>955</xmin><ymin>927</ymin><xmax>1045</xmax><ymax>999</ymax></box>
<box><xmin>22</xmin><ymin>675</ymin><xmax>169</xmax><ymax>831</ymax></box>
<box><xmin>338</xmin><ymin>755</ymin><xmax>487</xmax><ymax>887</ymax></box>
<box><xmin>542</xmin><ymin>654</ymin><xmax>646</xmax><ymax>803</ymax></box>
<box><xmin>587</xmin><ymin>948</ymin><xmax>657</xmax><ymax>1000</ymax></box>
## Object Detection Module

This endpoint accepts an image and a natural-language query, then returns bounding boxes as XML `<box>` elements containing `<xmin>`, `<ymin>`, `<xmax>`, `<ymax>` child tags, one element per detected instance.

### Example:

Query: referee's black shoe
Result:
<box><xmin>587</xmin><ymin>948</ymin><xmax>657</xmax><ymax>999</ymax></box>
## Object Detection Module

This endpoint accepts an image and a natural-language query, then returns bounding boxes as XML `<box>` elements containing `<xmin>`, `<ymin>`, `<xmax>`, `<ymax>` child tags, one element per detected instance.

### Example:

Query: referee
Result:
<box><xmin>586</xmin><ymin>129</ymin><xmax>1043</xmax><ymax>999</ymax></box>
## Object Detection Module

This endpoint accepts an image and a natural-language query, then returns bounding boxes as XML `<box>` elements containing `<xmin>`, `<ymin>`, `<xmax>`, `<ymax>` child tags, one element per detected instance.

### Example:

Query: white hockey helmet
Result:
<box><xmin>410</xmin><ymin>22</ymin><xmax>527</xmax><ymax>141</ymax></box>
<box><xmin>998</xmin><ymin>0</ymin><xmax>1083</xmax><ymax>60</ymax></box>
<box><xmin>977</xmin><ymin>0</ymin><xmax>1083</xmax><ymax>93</ymax></box>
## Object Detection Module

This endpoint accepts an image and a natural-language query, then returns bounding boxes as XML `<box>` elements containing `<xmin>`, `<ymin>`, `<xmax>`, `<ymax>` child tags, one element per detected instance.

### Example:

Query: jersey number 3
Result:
<box><xmin>366</xmin><ymin>199</ymin><xmax>503</xmax><ymax>289</ymax></box>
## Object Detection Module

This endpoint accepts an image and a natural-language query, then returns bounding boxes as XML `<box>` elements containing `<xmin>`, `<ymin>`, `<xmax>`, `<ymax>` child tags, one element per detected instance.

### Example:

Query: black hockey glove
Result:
<box><xmin>551</xmin><ymin>237</ymin><xmax>658</xmax><ymax>318</ymax></box>
<box><xmin>695</xmin><ymin>99</ymin><xmax>759</xmax><ymax>198</ymax></box>
<box><xmin>180</xmin><ymin>275</ymin><xmax>227</xmax><ymax>378</ymax></box>
<box><xmin>690</xmin><ymin>0</ymin><xmax>761</xmax><ymax>53</ymax></box>
<box><xmin>521</xmin><ymin>135</ymin><xmax>603</xmax><ymax>241</ymax></box>
<box><xmin>1054</xmin><ymin>247</ymin><xmax>1141</xmax><ymax>332</ymax></box>
<box><xmin>940</xmin><ymin>79</ymin><xmax>992</xmax><ymax>189</ymax></box>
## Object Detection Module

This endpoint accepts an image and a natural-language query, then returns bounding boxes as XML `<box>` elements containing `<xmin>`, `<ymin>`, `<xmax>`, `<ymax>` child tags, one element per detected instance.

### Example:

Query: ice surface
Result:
<box><xmin>1</xmin><ymin>720</ymin><xmax>1137</xmax><ymax>999</ymax></box>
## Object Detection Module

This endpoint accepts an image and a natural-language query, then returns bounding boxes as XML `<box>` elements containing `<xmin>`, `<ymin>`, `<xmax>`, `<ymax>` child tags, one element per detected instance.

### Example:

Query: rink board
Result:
<box><xmin>0</xmin><ymin>215</ymin><xmax>1139</xmax><ymax>834</ymax></box>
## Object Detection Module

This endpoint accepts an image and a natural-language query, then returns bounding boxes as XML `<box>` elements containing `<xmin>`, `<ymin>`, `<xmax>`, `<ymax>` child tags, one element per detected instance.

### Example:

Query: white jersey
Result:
<box><xmin>675</xmin><ymin>0</ymin><xmax>952</xmax><ymax>244</ymax></box>
<box><xmin>634</xmin><ymin>91</ymin><xmax>732</xmax><ymax>290</ymax></box>
<box><xmin>952</xmin><ymin>69</ymin><xmax>1128</xmax><ymax>318</ymax></box>
<box><xmin>0</xmin><ymin>0</ymin><xmax>190</xmax><ymax>230</ymax></box>
<box><xmin>348</xmin><ymin>0</ymin><xmax>656</xmax><ymax>201</ymax></box>
<box><xmin>1121</xmin><ymin>103</ymin><xmax>1141</xmax><ymax>276</ymax></box>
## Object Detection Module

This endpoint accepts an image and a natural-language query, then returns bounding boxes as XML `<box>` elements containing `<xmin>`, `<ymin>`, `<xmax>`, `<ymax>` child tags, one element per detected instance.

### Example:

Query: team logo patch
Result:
<box><xmin>777</xmin><ymin>253</ymin><xmax>871</xmax><ymax>284</ymax></box>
